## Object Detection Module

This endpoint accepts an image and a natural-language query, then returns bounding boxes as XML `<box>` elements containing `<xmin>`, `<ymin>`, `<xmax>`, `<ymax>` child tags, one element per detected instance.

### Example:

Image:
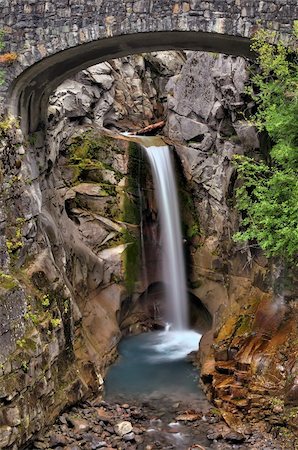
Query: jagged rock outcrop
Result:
<box><xmin>0</xmin><ymin>52</ymin><xmax>184</xmax><ymax>449</ymax></box>
<box><xmin>165</xmin><ymin>51</ymin><xmax>298</xmax><ymax>440</ymax></box>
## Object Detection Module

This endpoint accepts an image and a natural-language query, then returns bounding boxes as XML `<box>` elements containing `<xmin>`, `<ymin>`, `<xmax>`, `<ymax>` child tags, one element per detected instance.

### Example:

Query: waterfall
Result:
<box><xmin>138</xmin><ymin>137</ymin><xmax>188</xmax><ymax>330</ymax></box>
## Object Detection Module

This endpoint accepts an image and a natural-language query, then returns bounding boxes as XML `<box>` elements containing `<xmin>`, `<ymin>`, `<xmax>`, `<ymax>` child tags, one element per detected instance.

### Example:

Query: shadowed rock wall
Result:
<box><xmin>0</xmin><ymin>52</ymin><xmax>184</xmax><ymax>449</ymax></box>
<box><xmin>165</xmin><ymin>51</ymin><xmax>298</xmax><ymax>439</ymax></box>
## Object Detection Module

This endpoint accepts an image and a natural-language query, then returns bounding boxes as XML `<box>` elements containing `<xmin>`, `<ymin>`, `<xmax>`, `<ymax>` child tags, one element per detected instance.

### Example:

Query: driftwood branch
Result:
<box><xmin>135</xmin><ymin>120</ymin><xmax>165</xmax><ymax>135</ymax></box>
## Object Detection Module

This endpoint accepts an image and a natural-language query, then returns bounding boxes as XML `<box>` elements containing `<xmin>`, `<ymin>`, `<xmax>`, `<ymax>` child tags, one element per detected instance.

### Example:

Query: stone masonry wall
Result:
<box><xmin>0</xmin><ymin>0</ymin><xmax>296</xmax><ymax>128</ymax></box>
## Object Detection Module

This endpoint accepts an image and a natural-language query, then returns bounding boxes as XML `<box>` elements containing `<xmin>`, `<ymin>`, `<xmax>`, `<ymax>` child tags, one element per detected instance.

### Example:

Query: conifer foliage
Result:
<box><xmin>234</xmin><ymin>24</ymin><xmax>298</xmax><ymax>261</ymax></box>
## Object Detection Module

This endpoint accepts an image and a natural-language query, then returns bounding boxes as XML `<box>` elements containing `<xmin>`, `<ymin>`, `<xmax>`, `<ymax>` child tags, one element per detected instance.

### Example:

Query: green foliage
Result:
<box><xmin>16</xmin><ymin>338</ymin><xmax>26</xmax><ymax>348</ymax></box>
<box><xmin>24</xmin><ymin>304</ymin><xmax>39</xmax><ymax>325</ymax></box>
<box><xmin>234</xmin><ymin>26</ymin><xmax>298</xmax><ymax>261</ymax></box>
<box><xmin>50</xmin><ymin>318</ymin><xmax>61</xmax><ymax>328</ymax></box>
<box><xmin>0</xmin><ymin>272</ymin><xmax>18</xmax><ymax>290</ymax></box>
<box><xmin>186</xmin><ymin>223</ymin><xmax>200</xmax><ymax>239</ymax></box>
<box><xmin>6</xmin><ymin>219</ymin><xmax>24</xmax><ymax>255</ymax></box>
<box><xmin>0</xmin><ymin>116</ymin><xmax>19</xmax><ymax>136</ymax></box>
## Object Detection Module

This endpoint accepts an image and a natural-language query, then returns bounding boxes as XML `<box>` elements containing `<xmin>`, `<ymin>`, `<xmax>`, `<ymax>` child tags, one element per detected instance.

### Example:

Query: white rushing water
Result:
<box><xmin>146</xmin><ymin>330</ymin><xmax>202</xmax><ymax>362</ymax></box>
<box><xmin>142</xmin><ymin>139</ymin><xmax>188</xmax><ymax>330</ymax></box>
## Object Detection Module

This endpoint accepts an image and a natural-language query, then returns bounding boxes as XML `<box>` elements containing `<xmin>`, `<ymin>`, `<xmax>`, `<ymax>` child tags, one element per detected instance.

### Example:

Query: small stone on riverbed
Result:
<box><xmin>114</xmin><ymin>420</ymin><xmax>133</xmax><ymax>436</ymax></box>
<box><xmin>49</xmin><ymin>432</ymin><xmax>70</xmax><ymax>446</ymax></box>
<box><xmin>207</xmin><ymin>429</ymin><xmax>223</xmax><ymax>440</ymax></box>
<box><xmin>90</xmin><ymin>439</ymin><xmax>108</xmax><ymax>448</ymax></box>
<box><xmin>67</xmin><ymin>416</ymin><xmax>90</xmax><ymax>432</ymax></box>
<box><xmin>224</xmin><ymin>430</ymin><xmax>245</xmax><ymax>443</ymax></box>
<box><xmin>123</xmin><ymin>432</ymin><xmax>135</xmax><ymax>441</ymax></box>
<box><xmin>176</xmin><ymin>410</ymin><xmax>201</xmax><ymax>421</ymax></box>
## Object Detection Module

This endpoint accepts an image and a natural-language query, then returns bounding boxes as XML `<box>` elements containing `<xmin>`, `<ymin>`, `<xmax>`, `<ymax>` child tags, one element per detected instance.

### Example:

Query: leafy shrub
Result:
<box><xmin>234</xmin><ymin>24</ymin><xmax>298</xmax><ymax>262</ymax></box>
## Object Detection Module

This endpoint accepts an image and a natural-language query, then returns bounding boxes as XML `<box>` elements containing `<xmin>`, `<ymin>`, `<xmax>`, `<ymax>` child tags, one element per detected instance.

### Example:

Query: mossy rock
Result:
<box><xmin>0</xmin><ymin>273</ymin><xmax>18</xmax><ymax>290</ymax></box>
<box><xmin>122</xmin><ymin>230</ymin><xmax>140</xmax><ymax>294</ymax></box>
<box><xmin>234</xmin><ymin>315</ymin><xmax>253</xmax><ymax>337</ymax></box>
<box><xmin>215</xmin><ymin>315</ymin><xmax>238</xmax><ymax>343</ymax></box>
<box><xmin>66</xmin><ymin>131</ymin><xmax>124</xmax><ymax>184</ymax></box>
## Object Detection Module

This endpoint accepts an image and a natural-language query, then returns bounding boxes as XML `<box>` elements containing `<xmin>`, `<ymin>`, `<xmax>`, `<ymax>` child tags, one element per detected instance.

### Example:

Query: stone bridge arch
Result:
<box><xmin>0</xmin><ymin>0</ymin><xmax>296</xmax><ymax>134</ymax></box>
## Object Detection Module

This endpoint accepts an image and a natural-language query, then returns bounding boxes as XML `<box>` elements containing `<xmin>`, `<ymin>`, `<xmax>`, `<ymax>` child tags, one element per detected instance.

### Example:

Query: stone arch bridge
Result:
<box><xmin>0</xmin><ymin>0</ymin><xmax>296</xmax><ymax>133</ymax></box>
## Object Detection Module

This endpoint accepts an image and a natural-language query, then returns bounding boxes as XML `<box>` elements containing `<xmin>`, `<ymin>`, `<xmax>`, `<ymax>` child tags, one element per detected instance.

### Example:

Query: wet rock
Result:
<box><xmin>90</xmin><ymin>440</ymin><xmax>108</xmax><ymax>449</ymax></box>
<box><xmin>0</xmin><ymin>425</ymin><xmax>17</xmax><ymax>448</ymax></box>
<box><xmin>105</xmin><ymin>425</ymin><xmax>114</xmax><ymax>434</ymax></box>
<box><xmin>49</xmin><ymin>432</ymin><xmax>71</xmax><ymax>447</ymax></box>
<box><xmin>58</xmin><ymin>415</ymin><xmax>68</xmax><ymax>425</ymax></box>
<box><xmin>130</xmin><ymin>409</ymin><xmax>146</xmax><ymax>420</ymax></box>
<box><xmin>207</xmin><ymin>429</ymin><xmax>223</xmax><ymax>440</ymax></box>
<box><xmin>33</xmin><ymin>440</ymin><xmax>48</xmax><ymax>449</ymax></box>
<box><xmin>82</xmin><ymin>432</ymin><xmax>97</xmax><ymax>442</ymax></box>
<box><xmin>114</xmin><ymin>421</ymin><xmax>133</xmax><ymax>437</ymax></box>
<box><xmin>122</xmin><ymin>432</ymin><xmax>135</xmax><ymax>441</ymax></box>
<box><xmin>67</xmin><ymin>416</ymin><xmax>90</xmax><ymax>433</ymax></box>
<box><xmin>224</xmin><ymin>431</ymin><xmax>245</xmax><ymax>443</ymax></box>
<box><xmin>175</xmin><ymin>411</ymin><xmax>201</xmax><ymax>421</ymax></box>
<box><xmin>96</xmin><ymin>408</ymin><xmax>113</xmax><ymax>423</ymax></box>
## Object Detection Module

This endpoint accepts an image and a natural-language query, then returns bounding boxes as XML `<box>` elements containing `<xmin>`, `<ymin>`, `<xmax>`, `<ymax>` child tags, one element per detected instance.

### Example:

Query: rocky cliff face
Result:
<box><xmin>0</xmin><ymin>50</ymin><xmax>297</xmax><ymax>449</ymax></box>
<box><xmin>165</xmin><ymin>52</ymin><xmax>298</xmax><ymax>441</ymax></box>
<box><xmin>0</xmin><ymin>52</ymin><xmax>186</xmax><ymax>449</ymax></box>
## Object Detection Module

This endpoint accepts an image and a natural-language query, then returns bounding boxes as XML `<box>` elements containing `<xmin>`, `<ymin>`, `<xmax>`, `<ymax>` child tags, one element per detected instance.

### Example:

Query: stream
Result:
<box><xmin>104</xmin><ymin>329</ymin><xmax>213</xmax><ymax>449</ymax></box>
<box><xmin>29</xmin><ymin>330</ymin><xmax>281</xmax><ymax>450</ymax></box>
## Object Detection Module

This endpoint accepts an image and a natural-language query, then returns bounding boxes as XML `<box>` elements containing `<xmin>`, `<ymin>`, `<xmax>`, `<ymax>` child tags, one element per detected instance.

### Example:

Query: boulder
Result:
<box><xmin>167</xmin><ymin>114</ymin><xmax>209</xmax><ymax>141</ymax></box>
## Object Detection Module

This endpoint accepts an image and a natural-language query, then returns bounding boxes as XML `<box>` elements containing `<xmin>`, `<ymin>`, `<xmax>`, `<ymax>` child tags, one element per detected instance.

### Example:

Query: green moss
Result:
<box><xmin>6</xmin><ymin>239</ymin><xmax>23</xmax><ymax>254</ymax></box>
<box><xmin>270</xmin><ymin>397</ymin><xmax>284</xmax><ymax>408</ymax></box>
<box><xmin>0</xmin><ymin>272</ymin><xmax>18</xmax><ymax>290</ymax></box>
<box><xmin>69</xmin><ymin>160</ymin><xmax>105</xmax><ymax>183</ymax></box>
<box><xmin>122</xmin><ymin>229</ymin><xmax>140</xmax><ymax>294</ymax></box>
<box><xmin>121</xmin><ymin>192</ymin><xmax>140</xmax><ymax>224</ymax></box>
<box><xmin>67</xmin><ymin>131</ymin><xmax>122</xmax><ymax>183</ymax></box>
<box><xmin>119</xmin><ymin>142</ymin><xmax>145</xmax><ymax>292</ymax></box>
<box><xmin>284</xmin><ymin>406</ymin><xmax>298</xmax><ymax>420</ymax></box>
<box><xmin>234</xmin><ymin>314</ymin><xmax>252</xmax><ymax>337</ymax></box>
<box><xmin>5</xmin><ymin>219</ymin><xmax>25</xmax><ymax>255</ymax></box>
<box><xmin>179</xmin><ymin>187</ymin><xmax>201</xmax><ymax>243</ymax></box>
<box><xmin>0</xmin><ymin>116</ymin><xmax>19</xmax><ymax>136</ymax></box>
<box><xmin>68</xmin><ymin>134</ymin><xmax>143</xmax><ymax>293</ymax></box>
<box><xmin>69</xmin><ymin>132</ymin><xmax>119</xmax><ymax>159</ymax></box>
<box><xmin>186</xmin><ymin>223</ymin><xmax>200</xmax><ymax>239</ymax></box>
<box><xmin>98</xmin><ymin>183</ymin><xmax>117</xmax><ymax>196</ymax></box>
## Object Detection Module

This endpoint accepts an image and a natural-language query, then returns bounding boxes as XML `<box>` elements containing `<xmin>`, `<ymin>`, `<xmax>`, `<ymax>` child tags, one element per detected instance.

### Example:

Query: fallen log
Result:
<box><xmin>135</xmin><ymin>120</ymin><xmax>165</xmax><ymax>135</ymax></box>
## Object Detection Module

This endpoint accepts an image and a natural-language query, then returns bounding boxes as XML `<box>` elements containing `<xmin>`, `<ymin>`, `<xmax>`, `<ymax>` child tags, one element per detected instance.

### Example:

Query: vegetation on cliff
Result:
<box><xmin>234</xmin><ymin>25</ymin><xmax>298</xmax><ymax>261</ymax></box>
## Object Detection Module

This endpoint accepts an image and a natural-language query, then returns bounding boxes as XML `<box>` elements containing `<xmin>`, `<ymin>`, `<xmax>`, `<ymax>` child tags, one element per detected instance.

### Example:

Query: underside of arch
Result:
<box><xmin>7</xmin><ymin>31</ymin><xmax>252</xmax><ymax>135</ymax></box>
